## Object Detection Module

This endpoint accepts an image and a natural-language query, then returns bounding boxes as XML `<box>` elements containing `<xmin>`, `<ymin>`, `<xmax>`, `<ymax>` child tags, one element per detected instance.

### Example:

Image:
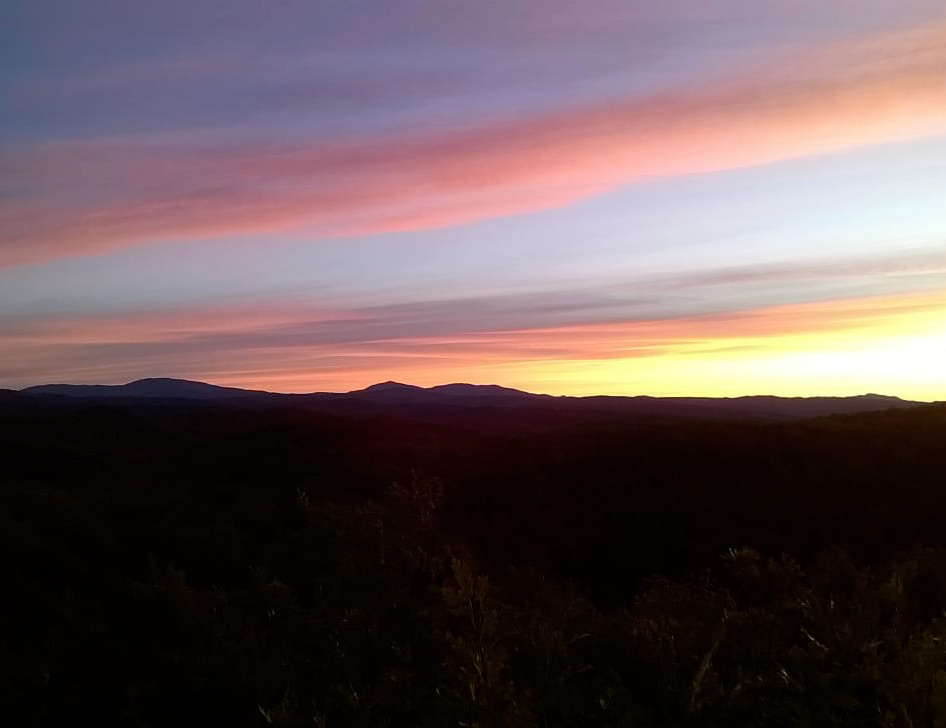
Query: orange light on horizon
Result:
<box><xmin>200</xmin><ymin>288</ymin><xmax>946</xmax><ymax>402</ymax></box>
<box><xmin>3</xmin><ymin>287</ymin><xmax>944</xmax><ymax>401</ymax></box>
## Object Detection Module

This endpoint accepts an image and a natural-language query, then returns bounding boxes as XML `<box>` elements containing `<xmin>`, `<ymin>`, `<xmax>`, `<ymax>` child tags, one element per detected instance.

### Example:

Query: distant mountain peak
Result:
<box><xmin>21</xmin><ymin>378</ymin><xmax>268</xmax><ymax>400</ymax></box>
<box><xmin>347</xmin><ymin>381</ymin><xmax>533</xmax><ymax>400</ymax></box>
<box><xmin>357</xmin><ymin>381</ymin><xmax>423</xmax><ymax>393</ymax></box>
<box><xmin>429</xmin><ymin>382</ymin><xmax>532</xmax><ymax>397</ymax></box>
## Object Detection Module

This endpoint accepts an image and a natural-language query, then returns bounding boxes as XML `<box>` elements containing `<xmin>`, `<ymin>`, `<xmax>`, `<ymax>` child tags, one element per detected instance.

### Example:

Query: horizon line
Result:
<box><xmin>11</xmin><ymin>376</ymin><xmax>940</xmax><ymax>403</ymax></box>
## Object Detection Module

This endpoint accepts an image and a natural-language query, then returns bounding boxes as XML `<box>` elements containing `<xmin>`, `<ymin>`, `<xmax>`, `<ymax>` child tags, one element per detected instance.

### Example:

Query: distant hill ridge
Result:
<box><xmin>20</xmin><ymin>378</ymin><xmax>535</xmax><ymax>400</ymax></box>
<box><xmin>358</xmin><ymin>380</ymin><xmax>533</xmax><ymax>400</ymax></box>
<box><xmin>21</xmin><ymin>377</ymin><xmax>271</xmax><ymax>400</ymax></box>
<box><xmin>13</xmin><ymin>377</ymin><xmax>927</xmax><ymax>422</ymax></box>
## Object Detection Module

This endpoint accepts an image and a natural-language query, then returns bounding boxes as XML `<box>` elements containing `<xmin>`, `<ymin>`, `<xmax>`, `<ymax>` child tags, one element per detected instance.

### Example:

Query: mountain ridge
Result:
<box><xmin>13</xmin><ymin>376</ymin><xmax>928</xmax><ymax>422</ymax></box>
<box><xmin>19</xmin><ymin>377</ymin><xmax>914</xmax><ymax>402</ymax></box>
<box><xmin>21</xmin><ymin>377</ymin><xmax>271</xmax><ymax>400</ymax></box>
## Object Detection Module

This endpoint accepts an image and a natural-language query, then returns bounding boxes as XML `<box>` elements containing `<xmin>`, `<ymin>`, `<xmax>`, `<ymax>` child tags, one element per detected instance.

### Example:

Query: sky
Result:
<box><xmin>2</xmin><ymin>1</ymin><xmax>945</xmax><ymax>399</ymax></box>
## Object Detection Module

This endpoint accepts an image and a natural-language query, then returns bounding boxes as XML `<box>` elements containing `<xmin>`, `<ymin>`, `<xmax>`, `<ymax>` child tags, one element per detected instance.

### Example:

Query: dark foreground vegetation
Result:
<box><xmin>2</xmin><ymin>395</ymin><xmax>946</xmax><ymax>726</ymax></box>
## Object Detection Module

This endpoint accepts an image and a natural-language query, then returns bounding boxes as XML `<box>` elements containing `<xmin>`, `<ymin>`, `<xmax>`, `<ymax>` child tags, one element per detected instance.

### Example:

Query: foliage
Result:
<box><xmin>3</xmin><ymin>402</ymin><xmax>946</xmax><ymax>725</ymax></box>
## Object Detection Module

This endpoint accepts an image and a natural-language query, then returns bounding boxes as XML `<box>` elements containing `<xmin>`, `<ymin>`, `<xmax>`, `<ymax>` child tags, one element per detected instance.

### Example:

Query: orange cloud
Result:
<box><xmin>3</xmin><ymin>21</ymin><xmax>946</xmax><ymax>268</ymax></box>
<box><xmin>3</xmin><ymin>286</ymin><xmax>945</xmax><ymax>399</ymax></box>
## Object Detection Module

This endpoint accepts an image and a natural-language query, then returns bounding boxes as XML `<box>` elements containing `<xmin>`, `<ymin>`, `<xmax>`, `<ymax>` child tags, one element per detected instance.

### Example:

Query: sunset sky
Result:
<box><xmin>2</xmin><ymin>1</ymin><xmax>945</xmax><ymax>398</ymax></box>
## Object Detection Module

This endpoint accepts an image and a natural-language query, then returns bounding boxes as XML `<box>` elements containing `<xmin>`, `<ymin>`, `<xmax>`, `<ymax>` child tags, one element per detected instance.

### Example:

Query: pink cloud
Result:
<box><xmin>3</xmin><ymin>20</ymin><xmax>946</xmax><ymax>268</ymax></box>
<box><xmin>3</xmin><ymin>281</ymin><xmax>944</xmax><ymax>392</ymax></box>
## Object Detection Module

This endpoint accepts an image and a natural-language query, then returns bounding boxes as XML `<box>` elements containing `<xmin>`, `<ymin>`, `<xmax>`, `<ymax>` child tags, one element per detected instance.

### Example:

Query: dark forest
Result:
<box><xmin>3</xmin><ymin>391</ymin><xmax>946</xmax><ymax>726</ymax></box>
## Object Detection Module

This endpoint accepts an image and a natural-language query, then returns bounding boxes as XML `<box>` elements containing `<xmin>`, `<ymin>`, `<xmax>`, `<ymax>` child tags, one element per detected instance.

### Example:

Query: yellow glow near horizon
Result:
<box><xmin>499</xmin><ymin>327</ymin><xmax>946</xmax><ymax>401</ymax></box>
<box><xmin>203</xmin><ymin>288</ymin><xmax>946</xmax><ymax>402</ymax></box>
<box><xmin>490</xmin><ymin>293</ymin><xmax>946</xmax><ymax>401</ymax></box>
<box><xmin>12</xmin><ymin>286</ymin><xmax>941</xmax><ymax>400</ymax></box>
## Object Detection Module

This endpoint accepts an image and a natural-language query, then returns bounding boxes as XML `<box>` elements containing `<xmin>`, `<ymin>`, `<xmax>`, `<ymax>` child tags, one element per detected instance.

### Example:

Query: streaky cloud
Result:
<box><xmin>3</xmin><ymin>21</ymin><xmax>946</xmax><ymax>268</ymax></box>
<box><xmin>2</xmin><ymin>242</ymin><xmax>945</xmax><ymax>394</ymax></box>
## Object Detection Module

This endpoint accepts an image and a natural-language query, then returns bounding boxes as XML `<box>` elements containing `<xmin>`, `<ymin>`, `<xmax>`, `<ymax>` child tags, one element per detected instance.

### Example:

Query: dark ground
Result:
<box><xmin>2</xmin><ymin>392</ymin><xmax>946</xmax><ymax>726</ymax></box>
